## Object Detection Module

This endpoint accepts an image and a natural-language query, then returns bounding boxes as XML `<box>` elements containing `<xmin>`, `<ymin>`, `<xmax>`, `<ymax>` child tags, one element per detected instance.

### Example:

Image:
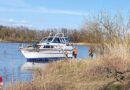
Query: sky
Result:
<box><xmin>0</xmin><ymin>0</ymin><xmax>130</xmax><ymax>30</ymax></box>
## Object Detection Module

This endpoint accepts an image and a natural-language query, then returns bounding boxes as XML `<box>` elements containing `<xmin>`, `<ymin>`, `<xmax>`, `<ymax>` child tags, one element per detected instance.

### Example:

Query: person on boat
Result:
<box><xmin>65</xmin><ymin>50</ymin><xmax>68</xmax><ymax>57</ymax></box>
<box><xmin>33</xmin><ymin>42</ymin><xmax>37</xmax><ymax>48</ymax></box>
<box><xmin>89</xmin><ymin>47</ymin><xmax>94</xmax><ymax>58</ymax></box>
<box><xmin>73</xmin><ymin>48</ymin><xmax>78</xmax><ymax>58</ymax></box>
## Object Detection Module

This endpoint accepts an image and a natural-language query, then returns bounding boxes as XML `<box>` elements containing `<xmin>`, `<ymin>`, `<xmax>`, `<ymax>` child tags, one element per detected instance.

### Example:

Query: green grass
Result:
<box><xmin>107</xmin><ymin>84</ymin><xmax>122</xmax><ymax>90</ymax></box>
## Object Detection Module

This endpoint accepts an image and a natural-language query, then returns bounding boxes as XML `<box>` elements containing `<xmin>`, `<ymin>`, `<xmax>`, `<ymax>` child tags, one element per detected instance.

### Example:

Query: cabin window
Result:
<box><xmin>60</xmin><ymin>38</ymin><xmax>65</xmax><ymax>43</ymax></box>
<box><xmin>40</xmin><ymin>37</ymin><xmax>53</xmax><ymax>43</ymax></box>
<box><xmin>52</xmin><ymin>38</ymin><xmax>60</xmax><ymax>43</ymax></box>
<box><xmin>65</xmin><ymin>38</ymin><xmax>70</xmax><ymax>43</ymax></box>
<box><xmin>47</xmin><ymin>37</ymin><xmax>53</xmax><ymax>42</ymax></box>
<box><xmin>43</xmin><ymin>45</ymin><xmax>54</xmax><ymax>48</ymax></box>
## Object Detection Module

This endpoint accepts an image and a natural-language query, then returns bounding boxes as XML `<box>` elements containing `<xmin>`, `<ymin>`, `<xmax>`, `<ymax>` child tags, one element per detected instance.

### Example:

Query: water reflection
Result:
<box><xmin>3</xmin><ymin>50</ymin><xmax>7</xmax><ymax>58</ymax></box>
<box><xmin>0</xmin><ymin>42</ymin><xmax>32</xmax><ymax>83</ymax></box>
<box><xmin>21</xmin><ymin>62</ymin><xmax>47</xmax><ymax>70</ymax></box>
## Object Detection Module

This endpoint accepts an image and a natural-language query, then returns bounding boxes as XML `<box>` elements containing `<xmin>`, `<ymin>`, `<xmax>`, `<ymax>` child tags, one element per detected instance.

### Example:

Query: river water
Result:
<box><xmin>0</xmin><ymin>42</ymin><xmax>89</xmax><ymax>83</ymax></box>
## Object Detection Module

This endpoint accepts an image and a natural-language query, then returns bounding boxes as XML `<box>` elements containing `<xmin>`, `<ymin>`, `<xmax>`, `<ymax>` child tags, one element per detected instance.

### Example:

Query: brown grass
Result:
<box><xmin>3</xmin><ymin>43</ymin><xmax>130</xmax><ymax>90</ymax></box>
<box><xmin>71</xmin><ymin>42</ymin><xmax>100</xmax><ymax>46</ymax></box>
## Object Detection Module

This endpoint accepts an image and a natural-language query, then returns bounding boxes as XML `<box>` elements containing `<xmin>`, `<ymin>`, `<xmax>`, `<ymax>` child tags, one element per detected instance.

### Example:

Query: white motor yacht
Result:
<box><xmin>19</xmin><ymin>33</ymin><xmax>74</xmax><ymax>63</ymax></box>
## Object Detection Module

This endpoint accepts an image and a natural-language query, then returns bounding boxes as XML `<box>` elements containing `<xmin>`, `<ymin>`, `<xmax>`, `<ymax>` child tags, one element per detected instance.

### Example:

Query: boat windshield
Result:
<box><xmin>52</xmin><ymin>37</ymin><xmax>61</xmax><ymax>43</ymax></box>
<box><xmin>65</xmin><ymin>38</ymin><xmax>70</xmax><ymax>43</ymax></box>
<box><xmin>40</xmin><ymin>36</ymin><xmax>70</xmax><ymax>44</ymax></box>
<box><xmin>40</xmin><ymin>37</ymin><xmax>53</xmax><ymax>43</ymax></box>
<box><xmin>60</xmin><ymin>38</ymin><xmax>65</xmax><ymax>43</ymax></box>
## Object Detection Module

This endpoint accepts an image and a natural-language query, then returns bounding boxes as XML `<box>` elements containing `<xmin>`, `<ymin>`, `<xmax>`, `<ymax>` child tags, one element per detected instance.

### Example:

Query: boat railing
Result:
<box><xmin>56</xmin><ymin>33</ymin><xmax>64</xmax><ymax>37</ymax></box>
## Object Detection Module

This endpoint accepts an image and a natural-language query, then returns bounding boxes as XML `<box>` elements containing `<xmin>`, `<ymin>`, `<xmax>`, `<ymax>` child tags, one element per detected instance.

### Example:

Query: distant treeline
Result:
<box><xmin>0</xmin><ymin>13</ymin><xmax>130</xmax><ymax>44</ymax></box>
<box><xmin>0</xmin><ymin>26</ymin><xmax>46</xmax><ymax>43</ymax></box>
<box><xmin>0</xmin><ymin>25</ymin><xmax>106</xmax><ymax>43</ymax></box>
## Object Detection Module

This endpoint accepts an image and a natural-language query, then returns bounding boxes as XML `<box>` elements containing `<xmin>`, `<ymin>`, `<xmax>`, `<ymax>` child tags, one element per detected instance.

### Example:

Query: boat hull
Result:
<box><xmin>27</xmin><ymin>57</ymin><xmax>72</xmax><ymax>63</ymax></box>
<box><xmin>20</xmin><ymin>48</ymin><xmax>73</xmax><ymax>62</ymax></box>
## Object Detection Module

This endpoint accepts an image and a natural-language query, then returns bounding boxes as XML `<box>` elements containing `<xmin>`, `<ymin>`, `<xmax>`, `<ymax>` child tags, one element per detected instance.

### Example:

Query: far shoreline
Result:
<box><xmin>0</xmin><ymin>40</ymin><xmax>100</xmax><ymax>47</ymax></box>
<box><xmin>0</xmin><ymin>39</ymin><xmax>38</xmax><ymax>43</ymax></box>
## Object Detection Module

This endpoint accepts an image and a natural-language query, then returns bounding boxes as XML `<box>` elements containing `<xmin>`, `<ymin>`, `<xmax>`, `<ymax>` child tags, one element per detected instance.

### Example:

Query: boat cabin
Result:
<box><xmin>28</xmin><ymin>33</ymin><xmax>71</xmax><ymax>49</ymax></box>
<box><xmin>40</xmin><ymin>36</ymin><xmax>70</xmax><ymax>44</ymax></box>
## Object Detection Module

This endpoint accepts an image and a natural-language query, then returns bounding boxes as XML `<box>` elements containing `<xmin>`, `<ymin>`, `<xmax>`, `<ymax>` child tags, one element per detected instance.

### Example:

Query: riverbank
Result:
<box><xmin>3</xmin><ymin>44</ymin><xmax>130</xmax><ymax>90</ymax></box>
<box><xmin>72</xmin><ymin>42</ymin><xmax>100</xmax><ymax>46</ymax></box>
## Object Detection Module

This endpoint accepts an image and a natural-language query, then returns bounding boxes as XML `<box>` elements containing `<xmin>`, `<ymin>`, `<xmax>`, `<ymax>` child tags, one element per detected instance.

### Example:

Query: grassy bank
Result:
<box><xmin>3</xmin><ymin>44</ymin><xmax>130</xmax><ymax>90</ymax></box>
<box><xmin>72</xmin><ymin>42</ymin><xmax>100</xmax><ymax>46</ymax></box>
